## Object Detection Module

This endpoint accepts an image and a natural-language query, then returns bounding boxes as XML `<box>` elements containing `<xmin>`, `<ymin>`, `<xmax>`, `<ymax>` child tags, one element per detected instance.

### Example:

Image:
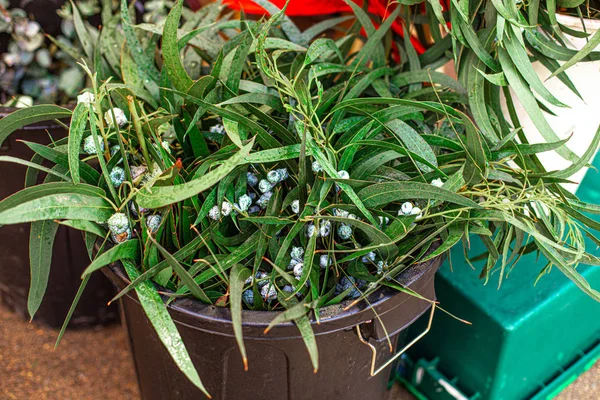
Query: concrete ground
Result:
<box><xmin>0</xmin><ymin>302</ymin><xmax>597</xmax><ymax>399</ymax></box>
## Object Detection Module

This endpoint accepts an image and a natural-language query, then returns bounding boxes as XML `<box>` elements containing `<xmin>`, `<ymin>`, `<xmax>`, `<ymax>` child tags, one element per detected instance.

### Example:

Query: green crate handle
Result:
<box><xmin>356</xmin><ymin>303</ymin><xmax>437</xmax><ymax>377</ymax></box>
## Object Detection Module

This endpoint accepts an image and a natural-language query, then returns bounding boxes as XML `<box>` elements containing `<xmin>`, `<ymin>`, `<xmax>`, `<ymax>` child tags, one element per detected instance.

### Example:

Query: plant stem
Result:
<box><xmin>127</xmin><ymin>95</ymin><xmax>154</xmax><ymax>173</ymax></box>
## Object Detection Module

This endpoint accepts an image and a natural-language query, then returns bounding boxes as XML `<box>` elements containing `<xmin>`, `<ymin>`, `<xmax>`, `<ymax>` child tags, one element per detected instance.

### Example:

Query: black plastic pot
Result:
<box><xmin>104</xmin><ymin>254</ymin><xmax>442</xmax><ymax>400</ymax></box>
<box><xmin>0</xmin><ymin>107</ymin><xmax>118</xmax><ymax>328</ymax></box>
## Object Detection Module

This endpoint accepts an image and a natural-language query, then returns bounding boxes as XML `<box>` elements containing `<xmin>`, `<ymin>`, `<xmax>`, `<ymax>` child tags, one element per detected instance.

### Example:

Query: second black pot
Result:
<box><xmin>0</xmin><ymin>107</ymin><xmax>118</xmax><ymax>328</ymax></box>
<box><xmin>104</xmin><ymin>253</ymin><xmax>442</xmax><ymax>400</ymax></box>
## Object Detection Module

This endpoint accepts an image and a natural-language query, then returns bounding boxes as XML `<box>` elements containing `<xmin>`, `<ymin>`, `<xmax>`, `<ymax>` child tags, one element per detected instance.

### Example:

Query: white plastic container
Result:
<box><xmin>503</xmin><ymin>15</ymin><xmax>600</xmax><ymax>193</ymax></box>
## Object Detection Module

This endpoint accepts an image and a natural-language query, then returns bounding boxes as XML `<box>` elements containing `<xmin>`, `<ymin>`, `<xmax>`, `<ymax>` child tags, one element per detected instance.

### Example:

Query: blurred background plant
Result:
<box><xmin>0</xmin><ymin>0</ymin><xmax>181</xmax><ymax>107</ymax></box>
<box><xmin>0</xmin><ymin>0</ymin><xmax>98</xmax><ymax>105</ymax></box>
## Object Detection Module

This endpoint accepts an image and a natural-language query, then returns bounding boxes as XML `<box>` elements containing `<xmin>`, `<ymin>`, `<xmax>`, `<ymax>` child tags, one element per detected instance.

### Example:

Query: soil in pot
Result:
<box><xmin>0</xmin><ymin>108</ymin><xmax>119</xmax><ymax>328</ymax></box>
<box><xmin>104</xmin><ymin>253</ymin><xmax>442</xmax><ymax>400</ymax></box>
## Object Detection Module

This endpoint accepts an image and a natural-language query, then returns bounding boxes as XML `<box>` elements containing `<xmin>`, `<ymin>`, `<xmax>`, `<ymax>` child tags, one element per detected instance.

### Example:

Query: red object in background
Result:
<box><xmin>213</xmin><ymin>0</ymin><xmax>427</xmax><ymax>54</ymax></box>
<box><xmin>222</xmin><ymin>0</ymin><xmax>368</xmax><ymax>16</ymax></box>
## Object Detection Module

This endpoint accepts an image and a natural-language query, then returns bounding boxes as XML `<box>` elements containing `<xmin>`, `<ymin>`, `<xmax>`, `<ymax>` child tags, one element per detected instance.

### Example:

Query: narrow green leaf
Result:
<box><xmin>229</xmin><ymin>264</ymin><xmax>252</xmax><ymax>370</ymax></box>
<box><xmin>21</xmin><ymin>141</ymin><xmax>101</xmax><ymax>184</ymax></box>
<box><xmin>163</xmin><ymin>0</ymin><xmax>193</xmax><ymax>92</ymax></box>
<box><xmin>252</xmin><ymin>0</ymin><xmax>303</xmax><ymax>45</ymax></box>
<box><xmin>385</xmin><ymin>119</ymin><xmax>437</xmax><ymax>173</ymax></box>
<box><xmin>58</xmin><ymin>220</ymin><xmax>107</xmax><ymax>237</ymax></box>
<box><xmin>0</xmin><ymin>193</ymin><xmax>113</xmax><ymax>225</ymax></box>
<box><xmin>0</xmin><ymin>183</ymin><xmax>104</xmax><ymax>214</ymax></box>
<box><xmin>535</xmin><ymin>240</ymin><xmax>600</xmax><ymax>301</ymax></box>
<box><xmin>55</xmin><ymin>274</ymin><xmax>91</xmax><ymax>348</ymax></box>
<box><xmin>421</xmin><ymin>223</ymin><xmax>464</xmax><ymax>262</ymax></box>
<box><xmin>358</xmin><ymin>181</ymin><xmax>481</xmax><ymax>209</ymax></box>
<box><xmin>81</xmin><ymin>239</ymin><xmax>140</xmax><ymax>277</ymax></box>
<box><xmin>0</xmin><ymin>155</ymin><xmax>71</xmax><ymax>182</ymax></box>
<box><xmin>67</xmin><ymin>103</ymin><xmax>89</xmax><ymax>184</ymax></box>
<box><xmin>266</xmin><ymin>300</ymin><xmax>313</xmax><ymax>332</ymax></box>
<box><xmin>120</xmin><ymin>0</ymin><xmax>160</xmax><ymax>97</ymax></box>
<box><xmin>304</xmin><ymin>38</ymin><xmax>342</xmax><ymax>65</ymax></box>
<box><xmin>475</xmin><ymin>68</ymin><xmax>508</xmax><ymax>86</ymax></box>
<box><xmin>505</xmin><ymin>29</ymin><xmax>567</xmax><ymax>107</ymax></box>
<box><xmin>219</xmin><ymin>93</ymin><xmax>285</xmax><ymax>113</ymax></box>
<box><xmin>549</xmin><ymin>125</ymin><xmax>600</xmax><ymax>179</ymax></box>
<box><xmin>323</xmin><ymin>216</ymin><xmax>398</xmax><ymax>260</ymax></box>
<box><xmin>352</xmin><ymin>5</ymin><xmax>401</xmax><ymax>68</ymax></box>
<box><xmin>222</xmin><ymin>118</ymin><xmax>244</xmax><ymax>148</ymax></box>
<box><xmin>136</xmin><ymin>141</ymin><xmax>253</xmax><ymax>208</ymax></box>
<box><xmin>497</xmin><ymin>47</ymin><xmax>579</xmax><ymax>162</ymax></box>
<box><xmin>148</xmin><ymin>235</ymin><xmax>211</xmax><ymax>303</ymax></box>
<box><xmin>462</xmin><ymin>114</ymin><xmax>488</xmax><ymax>185</ymax></box>
<box><xmin>278</xmin><ymin>295</ymin><xmax>319</xmax><ymax>372</ymax></box>
<box><xmin>0</xmin><ymin>105</ymin><xmax>71</xmax><ymax>147</ymax></box>
<box><xmin>70</xmin><ymin>0</ymin><xmax>95</xmax><ymax>60</ymax></box>
<box><xmin>27</xmin><ymin>220</ymin><xmax>59</xmax><ymax>319</ymax></box>
<box><xmin>121</xmin><ymin>259</ymin><xmax>210</xmax><ymax>396</ymax></box>
<box><xmin>550</xmin><ymin>29</ymin><xmax>600</xmax><ymax>78</ymax></box>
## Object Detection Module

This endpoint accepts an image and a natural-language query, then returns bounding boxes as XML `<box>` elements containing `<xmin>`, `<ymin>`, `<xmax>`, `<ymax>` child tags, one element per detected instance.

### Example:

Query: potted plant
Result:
<box><xmin>1</xmin><ymin>0</ymin><xmax>600</xmax><ymax>399</ymax></box>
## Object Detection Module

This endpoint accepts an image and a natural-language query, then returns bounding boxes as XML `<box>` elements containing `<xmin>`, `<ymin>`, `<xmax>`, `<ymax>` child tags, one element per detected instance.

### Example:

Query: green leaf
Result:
<box><xmin>525</xmin><ymin>30</ymin><xmax>600</xmax><ymax>62</ymax></box>
<box><xmin>535</xmin><ymin>240</ymin><xmax>600</xmax><ymax>301</ymax></box>
<box><xmin>58</xmin><ymin>220</ymin><xmax>107</xmax><ymax>237</ymax></box>
<box><xmin>475</xmin><ymin>68</ymin><xmax>508</xmax><ymax>86</ymax></box>
<box><xmin>178</xmin><ymin>231</ymin><xmax>261</xmax><ymax>293</ymax></box>
<box><xmin>352</xmin><ymin>5</ymin><xmax>401</xmax><ymax>69</ymax></box>
<box><xmin>121</xmin><ymin>259</ymin><xmax>210</xmax><ymax>397</ymax></box>
<box><xmin>147</xmin><ymin>235</ymin><xmax>211</xmax><ymax>303</ymax></box>
<box><xmin>358</xmin><ymin>181</ymin><xmax>481</xmax><ymax>209</ymax></box>
<box><xmin>0</xmin><ymin>156</ymin><xmax>70</xmax><ymax>181</ymax></box>
<box><xmin>550</xmin><ymin>28</ymin><xmax>600</xmax><ymax>78</ymax></box>
<box><xmin>55</xmin><ymin>274</ymin><xmax>92</xmax><ymax>348</ymax></box>
<box><xmin>27</xmin><ymin>220</ymin><xmax>59</xmax><ymax>319</ymax></box>
<box><xmin>120</xmin><ymin>0</ymin><xmax>160</xmax><ymax>97</ymax></box>
<box><xmin>244</xmin><ymin>144</ymin><xmax>302</xmax><ymax>164</ymax></box>
<box><xmin>427</xmin><ymin>0</ymin><xmax>447</xmax><ymax>28</ymax></box>
<box><xmin>465</xmin><ymin>44</ymin><xmax>501</xmax><ymax>144</ymax></box>
<box><xmin>22</xmin><ymin>141</ymin><xmax>101</xmax><ymax>184</ymax></box>
<box><xmin>421</xmin><ymin>223</ymin><xmax>464</xmax><ymax>262</ymax></box>
<box><xmin>221</xmin><ymin>118</ymin><xmax>244</xmax><ymax>149</ymax></box>
<box><xmin>392</xmin><ymin>70</ymin><xmax>466</xmax><ymax>93</ymax></box>
<box><xmin>251</xmin><ymin>0</ymin><xmax>302</xmax><ymax>45</ymax></box>
<box><xmin>136</xmin><ymin>140</ymin><xmax>253</xmax><ymax>208</ymax></box>
<box><xmin>300</xmin><ymin>15</ymin><xmax>353</xmax><ymax>42</ymax></box>
<box><xmin>304</xmin><ymin>38</ymin><xmax>342</xmax><ymax>65</ymax></box>
<box><xmin>497</xmin><ymin>47</ymin><xmax>579</xmax><ymax>162</ymax></box>
<box><xmin>219</xmin><ymin>93</ymin><xmax>285</xmax><ymax>113</ymax></box>
<box><xmin>548</xmin><ymin>125</ymin><xmax>600</xmax><ymax>179</ymax></box>
<box><xmin>504</xmin><ymin>29</ymin><xmax>567</xmax><ymax>108</ymax></box>
<box><xmin>462</xmin><ymin>115</ymin><xmax>488</xmax><ymax>185</ymax></box>
<box><xmin>70</xmin><ymin>0</ymin><xmax>95</xmax><ymax>60</ymax></box>
<box><xmin>278</xmin><ymin>294</ymin><xmax>319</xmax><ymax>372</ymax></box>
<box><xmin>385</xmin><ymin>119</ymin><xmax>437</xmax><ymax>173</ymax></box>
<box><xmin>557</xmin><ymin>0</ymin><xmax>585</xmax><ymax>7</ymax></box>
<box><xmin>266</xmin><ymin>299</ymin><xmax>313</xmax><ymax>332</ymax></box>
<box><xmin>0</xmin><ymin>193</ymin><xmax>113</xmax><ymax>225</ymax></box>
<box><xmin>67</xmin><ymin>103</ymin><xmax>90</xmax><ymax>184</ymax></box>
<box><xmin>81</xmin><ymin>239</ymin><xmax>140</xmax><ymax>276</ymax></box>
<box><xmin>0</xmin><ymin>105</ymin><xmax>71</xmax><ymax>147</ymax></box>
<box><xmin>162</xmin><ymin>0</ymin><xmax>193</xmax><ymax>93</ymax></box>
<box><xmin>0</xmin><ymin>183</ymin><xmax>105</xmax><ymax>214</ymax></box>
<box><xmin>323</xmin><ymin>216</ymin><xmax>398</xmax><ymax>260</ymax></box>
<box><xmin>229</xmin><ymin>264</ymin><xmax>252</xmax><ymax>370</ymax></box>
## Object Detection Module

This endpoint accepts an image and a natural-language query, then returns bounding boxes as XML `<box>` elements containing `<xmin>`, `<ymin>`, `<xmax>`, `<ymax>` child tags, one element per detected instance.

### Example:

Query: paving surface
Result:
<box><xmin>0</xmin><ymin>302</ymin><xmax>597</xmax><ymax>399</ymax></box>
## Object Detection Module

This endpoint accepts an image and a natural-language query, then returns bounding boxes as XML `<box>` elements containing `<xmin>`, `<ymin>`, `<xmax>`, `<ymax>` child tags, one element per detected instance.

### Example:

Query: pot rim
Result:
<box><xmin>104</xmin><ymin>246</ymin><xmax>442</xmax><ymax>338</ymax></box>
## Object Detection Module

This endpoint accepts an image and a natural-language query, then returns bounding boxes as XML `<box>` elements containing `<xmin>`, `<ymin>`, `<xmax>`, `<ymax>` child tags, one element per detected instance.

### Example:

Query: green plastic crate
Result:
<box><xmin>402</xmin><ymin>155</ymin><xmax>600</xmax><ymax>400</ymax></box>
